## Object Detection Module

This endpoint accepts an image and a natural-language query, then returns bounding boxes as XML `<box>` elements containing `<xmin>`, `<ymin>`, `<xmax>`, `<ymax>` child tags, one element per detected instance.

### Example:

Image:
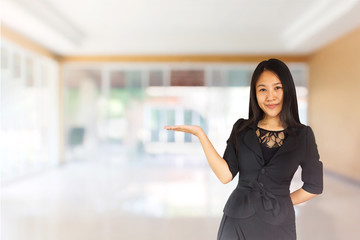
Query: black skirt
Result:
<box><xmin>217</xmin><ymin>213</ymin><xmax>296</xmax><ymax>240</ymax></box>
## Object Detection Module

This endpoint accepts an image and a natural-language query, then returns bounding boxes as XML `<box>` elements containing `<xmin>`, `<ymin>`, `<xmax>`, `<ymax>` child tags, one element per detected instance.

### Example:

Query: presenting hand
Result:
<box><xmin>165</xmin><ymin>125</ymin><xmax>232</xmax><ymax>183</ymax></box>
<box><xmin>164</xmin><ymin>125</ymin><xmax>204</xmax><ymax>138</ymax></box>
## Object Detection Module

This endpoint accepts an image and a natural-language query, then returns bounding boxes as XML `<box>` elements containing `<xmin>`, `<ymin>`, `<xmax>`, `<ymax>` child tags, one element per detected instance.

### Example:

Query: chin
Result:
<box><xmin>263</xmin><ymin>111</ymin><xmax>281</xmax><ymax>118</ymax></box>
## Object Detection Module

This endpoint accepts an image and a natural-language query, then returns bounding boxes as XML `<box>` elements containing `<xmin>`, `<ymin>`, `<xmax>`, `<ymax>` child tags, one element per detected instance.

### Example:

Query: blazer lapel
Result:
<box><xmin>243</xmin><ymin>129</ymin><xmax>264</xmax><ymax>165</ymax></box>
<box><xmin>268</xmin><ymin>131</ymin><xmax>298</xmax><ymax>165</ymax></box>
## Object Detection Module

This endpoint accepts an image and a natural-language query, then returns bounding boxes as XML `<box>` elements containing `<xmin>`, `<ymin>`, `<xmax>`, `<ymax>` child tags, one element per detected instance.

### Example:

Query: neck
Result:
<box><xmin>258</xmin><ymin>116</ymin><xmax>285</xmax><ymax>129</ymax></box>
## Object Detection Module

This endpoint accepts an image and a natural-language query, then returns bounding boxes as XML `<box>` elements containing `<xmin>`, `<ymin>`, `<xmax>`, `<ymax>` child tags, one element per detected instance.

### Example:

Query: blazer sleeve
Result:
<box><xmin>223</xmin><ymin>118</ymin><xmax>243</xmax><ymax>179</ymax></box>
<box><xmin>300</xmin><ymin>126</ymin><xmax>323</xmax><ymax>194</ymax></box>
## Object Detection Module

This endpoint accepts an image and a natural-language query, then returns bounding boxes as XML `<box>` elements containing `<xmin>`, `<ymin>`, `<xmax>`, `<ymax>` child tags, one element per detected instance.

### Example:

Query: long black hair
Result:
<box><xmin>235</xmin><ymin>58</ymin><xmax>305</xmax><ymax>137</ymax></box>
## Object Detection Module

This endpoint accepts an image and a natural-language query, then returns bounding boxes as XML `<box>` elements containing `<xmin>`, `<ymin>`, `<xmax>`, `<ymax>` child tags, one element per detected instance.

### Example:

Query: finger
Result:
<box><xmin>164</xmin><ymin>126</ymin><xmax>179</xmax><ymax>130</ymax></box>
<box><xmin>164</xmin><ymin>125</ymin><xmax>187</xmax><ymax>131</ymax></box>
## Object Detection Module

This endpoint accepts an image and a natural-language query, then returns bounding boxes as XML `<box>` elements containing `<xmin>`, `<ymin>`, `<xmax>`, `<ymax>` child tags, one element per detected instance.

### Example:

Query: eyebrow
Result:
<box><xmin>256</xmin><ymin>82</ymin><xmax>282</xmax><ymax>88</ymax></box>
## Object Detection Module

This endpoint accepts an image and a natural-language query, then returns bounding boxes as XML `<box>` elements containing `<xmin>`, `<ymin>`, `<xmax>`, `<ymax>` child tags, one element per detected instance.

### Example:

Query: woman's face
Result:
<box><xmin>255</xmin><ymin>70</ymin><xmax>284</xmax><ymax>120</ymax></box>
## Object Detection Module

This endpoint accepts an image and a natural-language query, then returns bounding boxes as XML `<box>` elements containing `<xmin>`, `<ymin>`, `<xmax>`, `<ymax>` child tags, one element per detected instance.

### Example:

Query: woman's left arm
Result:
<box><xmin>290</xmin><ymin>188</ymin><xmax>318</xmax><ymax>205</ymax></box>
<box><xmin>292</xmin><ymin>126</ymin><xmax>323</xmax><ymax>205</ymax></box>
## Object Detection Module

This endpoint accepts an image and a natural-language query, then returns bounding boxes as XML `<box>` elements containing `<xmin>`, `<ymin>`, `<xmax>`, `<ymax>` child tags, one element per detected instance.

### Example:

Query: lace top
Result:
<box><xmin>256</xmin><ymin>127</ymin><xmax>287</xmax><ymax>166</ymax></box>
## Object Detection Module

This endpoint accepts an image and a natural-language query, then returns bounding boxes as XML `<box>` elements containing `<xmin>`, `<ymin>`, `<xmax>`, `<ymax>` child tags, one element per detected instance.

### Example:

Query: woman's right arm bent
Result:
<box><xmin>164</xmin><ymin>125</ymin><xmax>233</xmax><ymax>184</ymax></box>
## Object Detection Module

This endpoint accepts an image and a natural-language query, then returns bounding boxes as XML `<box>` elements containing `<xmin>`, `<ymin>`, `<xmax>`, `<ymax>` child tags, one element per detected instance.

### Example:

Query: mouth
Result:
<box><xmin>266</xmin><ymin>104</ymin><xmax>278</xmax><ymax>109</ymax></box>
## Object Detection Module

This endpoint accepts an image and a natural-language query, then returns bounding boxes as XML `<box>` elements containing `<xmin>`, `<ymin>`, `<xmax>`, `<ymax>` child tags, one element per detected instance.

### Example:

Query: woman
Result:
<box><xmin>164</xmin><ymin>58</ymin><xmax>323</xmax><ymax>240</ymax></box>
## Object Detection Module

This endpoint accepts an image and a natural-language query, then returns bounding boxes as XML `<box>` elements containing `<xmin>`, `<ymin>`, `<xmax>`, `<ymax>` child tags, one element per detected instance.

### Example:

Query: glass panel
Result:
<box><xmin>149</xmin><ymin>70</ymin><xmax>163</xmax><ymax>86</ymax></box>
<box><xmin>200</xmin><ymin>114</ymin><xmax>208</xmax><ymax>133</ymax></box>
<box><xmin>184</xmin><ymin>109</ymin><xmax>192</xmax><ymax>142</ymax></box>
<box><xmin>167</xmin><ymin>109</ymin><xmax>175</xmax><ymax>142</ymax></box>
<box><xmin>108</xmin><ymin>73</ymin><xmax>126</xmax><ymax>143</ymax></box>
<box><xmin>151</xmin><ymin>109</ymin><xmax>161</xmax><ymax>142</ymax></box>
<box><xmin>110</xmin><ymin>71</ymin><xmax>125</xmax><ymax>88</ymax></box>
<box><xmin>108</xmin><ymin>70</ymin><xmax>145</xmax><ymax>142</ymax></box>
<box><xmin>227</xmin><ymin>70</ymin><xmax>251</xmax><ymax>86</ymax></box>
<box><xmin>126</xmin><ymin>71</ymin><xmax>142</xmax><ymax>88</ymax></box>
<box><xmin>171</xmin><ymin>70</ymin><xmax>204</xmax><ymax>86</ymax></box>
<box><xmin>1</xmin><ymin>39</ymin><xmax>59</xmax><ymax>184</ymax></box>
<box><xmin>211</xmin><ymin>70</ymin><xmax>226</xmax><ymax>86</ymax></box>
<box><xmin>64</xmin><ymin>69</ymin><xmax>101</xmax><ymax>157</ymax></box>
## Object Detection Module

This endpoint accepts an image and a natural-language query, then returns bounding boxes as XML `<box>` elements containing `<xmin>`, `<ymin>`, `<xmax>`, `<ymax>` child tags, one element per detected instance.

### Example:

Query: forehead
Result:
<box><xmin>256</xmin><ymin>71</ymin><xmax>281</xmax><ymax>86</ymax></box>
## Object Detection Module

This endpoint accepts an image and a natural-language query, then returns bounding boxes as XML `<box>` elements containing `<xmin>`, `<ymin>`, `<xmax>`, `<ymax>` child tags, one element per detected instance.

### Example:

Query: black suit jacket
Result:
<box><xmin>222</xmin><ymin>118</ymin><xmax>323</xmax><ymax>225</ymax></box>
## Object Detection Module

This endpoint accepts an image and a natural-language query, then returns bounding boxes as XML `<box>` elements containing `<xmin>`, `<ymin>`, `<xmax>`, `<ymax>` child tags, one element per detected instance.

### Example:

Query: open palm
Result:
<box><xmin>164</xmin><ymin>125</ymin><xmax>203</xmax><ymax>137</ymax></box>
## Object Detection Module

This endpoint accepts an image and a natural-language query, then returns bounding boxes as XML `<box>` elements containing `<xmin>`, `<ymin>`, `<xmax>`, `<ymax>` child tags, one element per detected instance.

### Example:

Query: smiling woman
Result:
<box><xmin>165</xmin><ymin>58</ymin><xmax>323</xmax><ymax>240</ymax></box>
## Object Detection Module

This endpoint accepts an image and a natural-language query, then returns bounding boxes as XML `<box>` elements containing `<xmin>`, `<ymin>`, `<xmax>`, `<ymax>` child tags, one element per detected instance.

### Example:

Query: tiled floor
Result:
<box><xmin>1</xmin><ymin>152</ymin><xmax>360</xmax><ymax>240</ymax></box>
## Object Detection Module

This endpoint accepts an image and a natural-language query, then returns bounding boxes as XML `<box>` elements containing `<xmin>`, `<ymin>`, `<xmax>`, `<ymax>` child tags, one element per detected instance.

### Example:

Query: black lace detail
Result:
<box><xmin>256</xmin><ymin>127</ymin><xmax>287</xmax><ymax>148</ymax></box>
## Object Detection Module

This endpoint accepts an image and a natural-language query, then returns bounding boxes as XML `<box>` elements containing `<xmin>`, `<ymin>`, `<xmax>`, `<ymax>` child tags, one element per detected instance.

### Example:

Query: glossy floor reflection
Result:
<box><xmin>2</xmin><ymin>152</ymin><xmax>360</xmax><ymax>240</ymax></box>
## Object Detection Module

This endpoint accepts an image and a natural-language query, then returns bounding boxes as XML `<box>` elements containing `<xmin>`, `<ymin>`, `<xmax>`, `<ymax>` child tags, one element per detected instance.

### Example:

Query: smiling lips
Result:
<box><xmin>266</xmin><ymin>104</ymin><xmax>278</xmax><ymax>109</ymax></box>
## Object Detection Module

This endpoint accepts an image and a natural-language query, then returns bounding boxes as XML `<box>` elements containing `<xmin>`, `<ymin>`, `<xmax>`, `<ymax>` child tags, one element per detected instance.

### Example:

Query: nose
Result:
<box><xmin>266</xmin><ymin>89</ymin><xmax>276</xmax><ymax>100</ymax></box>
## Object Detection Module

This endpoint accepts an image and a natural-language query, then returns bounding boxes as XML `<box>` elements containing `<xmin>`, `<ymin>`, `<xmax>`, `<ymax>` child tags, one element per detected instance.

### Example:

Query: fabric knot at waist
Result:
<box><xmin>236</xmin><ymin>180</ymin><xmax>290</xmax><ymax>217</ymax></box>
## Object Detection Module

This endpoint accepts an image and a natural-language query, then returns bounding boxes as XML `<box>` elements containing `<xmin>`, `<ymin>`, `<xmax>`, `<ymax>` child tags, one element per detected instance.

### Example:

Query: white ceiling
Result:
<box><xmin>2</xmin><ymin>0</ymin><xmax>360</xmax><ymax>56</ymax></box>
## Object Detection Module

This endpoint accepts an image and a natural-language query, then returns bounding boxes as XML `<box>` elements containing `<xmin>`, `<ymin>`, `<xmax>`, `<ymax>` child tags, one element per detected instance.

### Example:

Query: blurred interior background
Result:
<box><xmin>1</xmin><ymin>0</ymin><xmax>360</xmax><ymax>239</ymax></box>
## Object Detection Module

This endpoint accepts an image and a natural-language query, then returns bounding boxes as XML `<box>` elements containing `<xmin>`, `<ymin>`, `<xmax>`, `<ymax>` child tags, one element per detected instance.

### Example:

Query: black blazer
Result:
<box><xmin>222</xmin><ymin>118</ymin><xmax>323</xmax><ymax>225</ymax></box>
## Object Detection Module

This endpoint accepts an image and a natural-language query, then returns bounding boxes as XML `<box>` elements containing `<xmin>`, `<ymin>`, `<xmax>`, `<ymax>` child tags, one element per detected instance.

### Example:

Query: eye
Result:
<box><xmin>259</xmin><ymin>88</ymin><xmax>266</xmax><ymax>92</ymax></box>
<box><xmin>275</xmin><ymin>86</ymin><xmax>282</xmax><ymax>90</ymax></box>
